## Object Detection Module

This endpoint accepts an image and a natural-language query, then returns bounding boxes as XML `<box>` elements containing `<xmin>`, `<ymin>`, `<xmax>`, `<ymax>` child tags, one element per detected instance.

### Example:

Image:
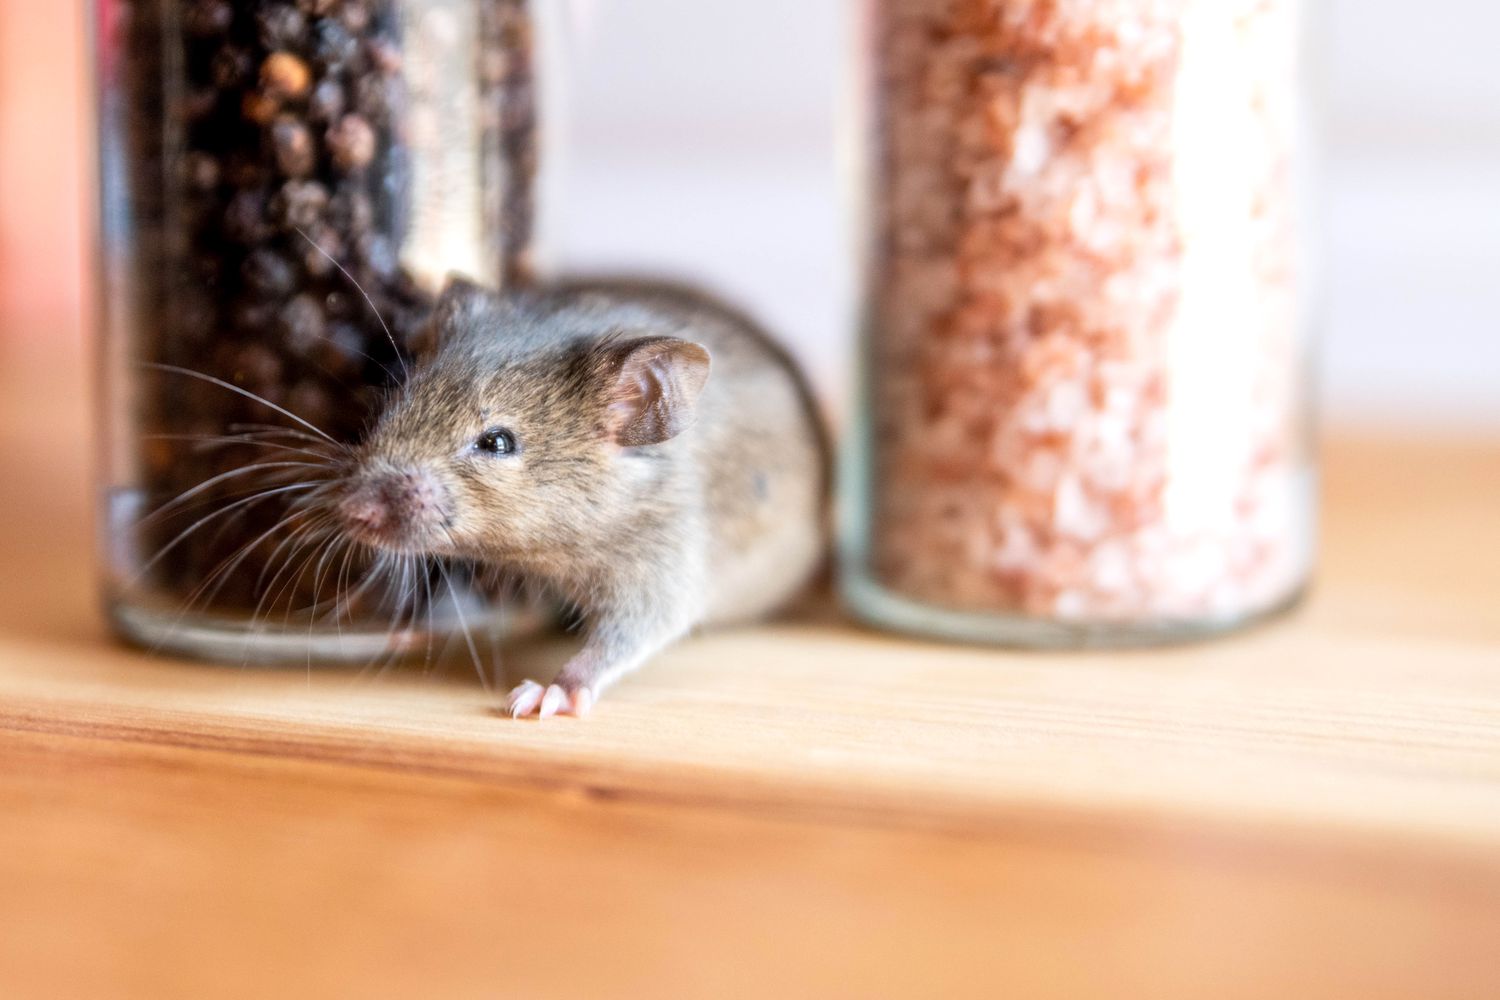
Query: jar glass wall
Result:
<box><xmin>841</xmin><ymin>0</ymin><xmax>1317</xmax><ymax>646</ymax></box>
<box><xmin>94</xmin><ymin>0</ymin><xmax>543</xmax><ymax>662</ymax></box>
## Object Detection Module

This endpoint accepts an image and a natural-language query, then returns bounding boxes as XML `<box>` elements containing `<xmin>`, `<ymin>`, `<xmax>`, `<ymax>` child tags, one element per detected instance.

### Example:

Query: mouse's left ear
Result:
<box><xmin>600</xmin><ymin>337</ymin><xmax>712</xmax><ymax>447</ymax></box>
<box><xmin>434</xmin><ymin>275</ymin><xmax>489</xmax><ymax>324</ymax></box>
<box><xmin>411</xmin><ymin>275</ymin><xmax>492</xmax><ymax>360</ymax></box>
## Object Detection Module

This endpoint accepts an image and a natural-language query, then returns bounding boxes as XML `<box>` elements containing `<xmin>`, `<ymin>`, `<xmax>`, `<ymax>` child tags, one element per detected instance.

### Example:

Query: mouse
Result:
<box><xmin>333</xmin><ymin>278</ymin><xmax>829</xmax><ymax>717</ymax></box>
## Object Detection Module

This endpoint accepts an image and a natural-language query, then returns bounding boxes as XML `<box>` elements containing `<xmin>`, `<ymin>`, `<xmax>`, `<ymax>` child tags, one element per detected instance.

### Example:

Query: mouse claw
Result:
<box><xmin>506</xmin><ymin>680</ymin><xmax>545</xmax><ymax>718</ymax></box>
<box><xmin>505</xmin><ymin>679</ymin><xmax>594</xmax><ymax>720</ymax></box>
<box><xmin>538</xmin><ymin>683</ymin><xmax>567</xmax><ymax>719</ymax></box>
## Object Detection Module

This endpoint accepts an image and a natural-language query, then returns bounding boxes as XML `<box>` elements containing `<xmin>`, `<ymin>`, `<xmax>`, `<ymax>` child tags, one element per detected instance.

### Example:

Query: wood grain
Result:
<box><xmin>0</xmin><ymin>352</ymin><xmax>1497</xmax><ymax>999</ymax></box>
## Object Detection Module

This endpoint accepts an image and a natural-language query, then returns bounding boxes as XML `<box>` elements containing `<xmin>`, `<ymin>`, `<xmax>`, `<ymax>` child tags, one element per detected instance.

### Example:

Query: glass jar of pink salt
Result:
<box><xmin>841</xmin><ymin>0</ymin><xmax>1316</xmax><ymax>645</ymax></box>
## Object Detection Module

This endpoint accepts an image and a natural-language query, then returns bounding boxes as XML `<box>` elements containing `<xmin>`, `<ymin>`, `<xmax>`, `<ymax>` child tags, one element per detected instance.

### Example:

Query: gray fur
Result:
<box><xmin>338</xmin><ymin>279</ymin><xmax>828</xmax><ymax>711</ymax></box>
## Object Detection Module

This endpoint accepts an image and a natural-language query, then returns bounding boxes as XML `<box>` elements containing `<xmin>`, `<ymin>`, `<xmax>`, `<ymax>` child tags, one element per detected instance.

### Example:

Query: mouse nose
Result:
<box><xmin>339</xmin><ymin>467</ymin><xmax>450</xmax><ymax>546</ymax></box>
<box><xmin>339</xmin><ymin>493</ymin><xmax>387</xmax><ymax>534</ymax></box>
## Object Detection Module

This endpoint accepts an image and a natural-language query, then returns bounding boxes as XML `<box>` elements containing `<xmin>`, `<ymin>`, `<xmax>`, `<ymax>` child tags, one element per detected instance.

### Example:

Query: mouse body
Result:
<box><xmin>336</xmin><ymin>279</ymin><xmax>828</xmax><ymax>717</ymax></box>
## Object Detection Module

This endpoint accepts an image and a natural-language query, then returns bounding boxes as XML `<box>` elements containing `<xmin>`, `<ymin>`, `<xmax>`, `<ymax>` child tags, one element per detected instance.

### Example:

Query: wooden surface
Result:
<box><xmin>1</xmin><ymin>350</ymin><xmax>1498</xmax><ymax>1000</ymax></box>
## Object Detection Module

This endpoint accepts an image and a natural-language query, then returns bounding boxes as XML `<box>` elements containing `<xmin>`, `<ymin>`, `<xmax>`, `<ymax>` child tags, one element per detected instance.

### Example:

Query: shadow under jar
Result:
<box><xmin>842</xmin><ymin>0</ymin><xmax>1317</xmax><ymax>646</ymax></box>
<box><xmin>94</xmin><ymin>0</ymin><xmax>542</xmax><ymax>662</ymax></box>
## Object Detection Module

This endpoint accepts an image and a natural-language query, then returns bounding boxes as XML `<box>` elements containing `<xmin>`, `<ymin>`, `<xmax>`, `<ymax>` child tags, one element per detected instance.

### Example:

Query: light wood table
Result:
<box><xmin>1</xmin><ymin>352</ymin><xmax>1497</xmax><ymax>1000</ymax></box>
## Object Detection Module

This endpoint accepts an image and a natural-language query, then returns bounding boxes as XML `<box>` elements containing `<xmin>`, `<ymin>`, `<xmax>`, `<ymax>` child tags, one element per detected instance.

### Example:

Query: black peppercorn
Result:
<box><xmin>229</xmin><ymin>299</ymin><xmax>280</xmax><ymax>335</ymax></box>
<box><xmin>338</xmin><ymin>1</ymin><xmax>372</xmax><ymax>34</ymax></box>
<box><xmin>182</xmin><ymin>152</ymin><xmax>221</xmax><ymax>192</ymax></box>
<box><xmin>261</xmin><ymin>51</ymin><xmax>313</xmax><ymax>100</ymax></box>
<box><xmin>271</xmin><ymin>116</ymin><xmax>317</xmax><ymax>177</ymax></box>
<box><xmin>242</xmin><ymin>248</ymin><xmax>297</xmax><ymax>297</ymax></box>
<box><xmin>354</xmin><ymin>74</ymin><xmax>403</xmax><ymax>125</ymax></box>
<box><xmin>279</xmin><ymin>293</ymin><xmax>328</xmax><ymax>356</ymax></box>
<box><xmin>323</xmin><ymin>291</ymin><xmax>357</xmax><ymax>320</ymax></box>
<box><xmin>306</xmin><ymin>78</ymin><xmax>345</xmax><ymax>123</ymax></box>
<box><xmin>224</xmin><ymin>189</ymin><xmax>273</xmax><ymax>244</ymax></box>
<box><xmin>223</xmin><ymin>152</ymin><xmax>272</xmax><ymax>190</ymax></box>
<box><xmin>365</xmin><ymin>36</ymin><xmax>402</xmax><ymax>75</ymax></box>
<box><xmin>312</xmin><ymin>19</ymin><xmax>358</xmax><ymax>71</ymax></box>
<box><xmin>210</xmin><ymin>45</ymin><xmax>252</xmax><ymax>89</ymax></box>
<box><xmin>184</xmin><ymin>0</ymin><xmax>234</xmax><ymax>38</ymax></box>
<box><xmin>179</xmin><ymin>89</ymin><xmax>219</xmax><ymax>122</ymax></box>
<box><xmin>355</xmin><ymin>232</ymin><xmax>397</xmax><ymax>282</ymax></box>
<box><xmin>329</xmin><ymin>186</ymin><xmax>374</xmax><ymax>233</ymax></box>
<box><xmin>320</xmin><ymin>322</ymin><xmax>371</xmax><ymax>377</ymax></box>
<box><xmin>298</xmin><ymin>224</ymin><xmax>345</xmax><ymax>277</ymax></box>
<box><xmin>271</xmin><ymin>179</ymin><xmax>330</xmax><ymax>230</ymax></box>
<box><xmin>256</xmin><ymin>5</ymin><xmax>308</xmax><ymax>50</ymax></box>
<box><xmin>327</xmin><ymin>114</ymin><xmax>377</xmax><ymax>171</ymax></box>
<box><xmin>242</xmin><ymin>90</ymin><xmax>282</xmax><ymax>125</ymax></box>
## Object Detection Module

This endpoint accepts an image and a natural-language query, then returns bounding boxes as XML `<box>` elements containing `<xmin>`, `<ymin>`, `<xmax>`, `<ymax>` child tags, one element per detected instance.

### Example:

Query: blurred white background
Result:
<box><xmin>547</xmin><ymin>0</ymin><xmax>1500</xmax><ymax>430</ymax></box>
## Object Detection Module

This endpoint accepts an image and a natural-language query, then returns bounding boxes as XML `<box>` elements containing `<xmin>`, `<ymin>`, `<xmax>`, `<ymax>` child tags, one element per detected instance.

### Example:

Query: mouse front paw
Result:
<box><xmin>505</xmin><ymin>679</ymin><xmax>594</xmax><ymax>719</ymax></box>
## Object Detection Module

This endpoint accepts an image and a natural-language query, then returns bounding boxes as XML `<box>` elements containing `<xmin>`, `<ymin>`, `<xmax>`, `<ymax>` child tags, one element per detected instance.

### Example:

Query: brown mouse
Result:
<box><xmin>334</xmin><ymin>278</ymin><xmax>828</xmax><ymax>717</ymax></box>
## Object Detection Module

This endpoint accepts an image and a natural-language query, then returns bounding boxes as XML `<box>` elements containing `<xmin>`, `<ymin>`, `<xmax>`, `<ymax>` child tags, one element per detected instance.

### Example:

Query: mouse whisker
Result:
<box><xmin>244</xmin><ymin>525</ymin><xmax>346</xmax><ymax>662</ymax></box>
<box><xmin>134</xmin><ymin>482</ymin><xmax>326</xmax><ymax>582</ymax></box>
<box><xmin>292</xmin><ymin>224</ymin><xmax>411</xmax><ymax>385</ymax></box>
<box><xmin>356</xmin><ymin>550</ymin><xmax>396</xmax><ymax>619</ymax></box>
<box><xmin>268</xmin><ymin>529</ymin><xmax>346</xmax><ymax>625</ymax></box>
<box><xmin>324</xmin><ymin>541</ymin><xmax>359</xmax><ymax>635</ymax></box>
<box><xmin>144</xmin><ymin>363</ymin><xmax>340</xmax><ymax>444</ymax></box>
<box><xmin>398</xmin><ymin>554</ymin><xmax>424</xmax><ymax>633</ymax></box>
<box><xmin>138</xmin><ymin>500</ymin><xmax>326</xmax><ymax>657</ymax></box>
<box><xmin>435</xmin><ymin>554</ymin><xmax>490</xmax><ymax>694</ymax></box>
<box><xmin>176</xmin><ymin>505</ymin><xmax>320</xmax><ymax>622</ymax></box>
<box><xmin>322</xmin><ymin>535</ymin><xmax>398</xmax><ymax>636</ymax></box>
<box><xmin>141</xmin><ymin>462</ymin><xmax>334</xmax><ymax>527</ymax></box>
<box><xmin>253</xmin><ymin>512</ymin><xmax>337</xmax><ymax>603</ymax></box>
<box><xmin>306</xmin><ymin>533</ymin><xmax>351</xmax><ymax>617</ymax></box>
<box><xmin>224</xmin><ymin>422</ymin><xmax>350</xmax><ymax>451</ymax></box>
<box><xmin>145</xmin><ymin>432</ymin><xmax>344</xmax><ymax>464</ymax></box>
<box><xmin>255</xmin><ymin>508</ymin><xmax>336</xmax><ymax>588</ymax></box>
<box><xmin>319</xmin><ymin>548</ymin><xmax>405</xmax><ymax>650</ymax></box>
<box><xmin>144</xmin><ymin>475</ymin><xmax>338</xmax><ymax>569</ymax></box>
<box><xmin>360</xmin><ymin>551</ymin><xmax>426</xmax><ymax>682</ymax></box>
<box><xmin>421</xmin><ymin>555</ymin><xmax>438</xmax><ymax>671</ymax></box>
<box><xmin>268</xmin><ymin>524</ymin><xmax>343</xmax><ymax>624</ymax></box>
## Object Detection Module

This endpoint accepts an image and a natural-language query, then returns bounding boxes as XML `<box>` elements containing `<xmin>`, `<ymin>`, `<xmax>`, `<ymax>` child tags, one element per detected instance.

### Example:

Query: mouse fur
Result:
<box><xmin>336</xmin><ymin>278</ymin><xmax>828</xmax><ymax>717</ymax></box>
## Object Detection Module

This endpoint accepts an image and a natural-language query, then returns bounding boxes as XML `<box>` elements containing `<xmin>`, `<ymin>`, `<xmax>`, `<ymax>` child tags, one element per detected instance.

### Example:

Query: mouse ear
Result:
<box><xmin>435</xmin><ymin>274</ymin><xmax>489</xmax><ymax>321</ymax></box>
<box><xmin>600</xmin><ymin>337</ymin><xmax>712</xmax><ymax>447</ymax></box>
<box><xmin>411</xmin><ymin>275</ymin><xmax>491</xmax><ymax>359</ymax></box>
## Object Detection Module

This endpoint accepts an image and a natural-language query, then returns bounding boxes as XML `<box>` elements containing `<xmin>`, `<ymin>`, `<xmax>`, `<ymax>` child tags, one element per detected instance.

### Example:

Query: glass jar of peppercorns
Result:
<box><xmin>94</xmin><ymin>0</ymin><xmax>547</xmax><ymax>662</ymax></box>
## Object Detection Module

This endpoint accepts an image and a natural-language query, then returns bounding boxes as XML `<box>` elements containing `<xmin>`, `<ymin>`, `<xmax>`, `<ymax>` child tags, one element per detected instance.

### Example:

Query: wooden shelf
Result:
<box><xmin>1</xmin><ymin>353</ymin><xmax>1497</xmax><ymax>999</ymax></box>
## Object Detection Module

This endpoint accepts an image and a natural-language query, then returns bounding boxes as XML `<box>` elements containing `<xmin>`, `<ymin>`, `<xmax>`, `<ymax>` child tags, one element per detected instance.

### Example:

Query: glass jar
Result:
<box><xmin>93</xmin><ymin>0</ymin><xmax>546</xmax><ymax>662</ymax></box>
<box><xmin>842</xmin><ymin>0</ymin><xmax>1316</xmax><ymax>646</ymax></box>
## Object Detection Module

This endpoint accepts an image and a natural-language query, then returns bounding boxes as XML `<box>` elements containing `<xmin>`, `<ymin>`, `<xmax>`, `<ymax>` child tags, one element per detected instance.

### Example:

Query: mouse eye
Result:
<box><xmin>473</xmin><ymin>427</ymin><xmax>518</xmax><ymax>456</ymax></box>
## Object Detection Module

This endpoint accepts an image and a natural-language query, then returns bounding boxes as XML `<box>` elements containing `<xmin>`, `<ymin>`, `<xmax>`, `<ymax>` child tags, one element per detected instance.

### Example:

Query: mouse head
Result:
<box><xmin>335</xmin><ymin>280</ymin><xmax>712</xmax><ymax>564</ymax></box>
